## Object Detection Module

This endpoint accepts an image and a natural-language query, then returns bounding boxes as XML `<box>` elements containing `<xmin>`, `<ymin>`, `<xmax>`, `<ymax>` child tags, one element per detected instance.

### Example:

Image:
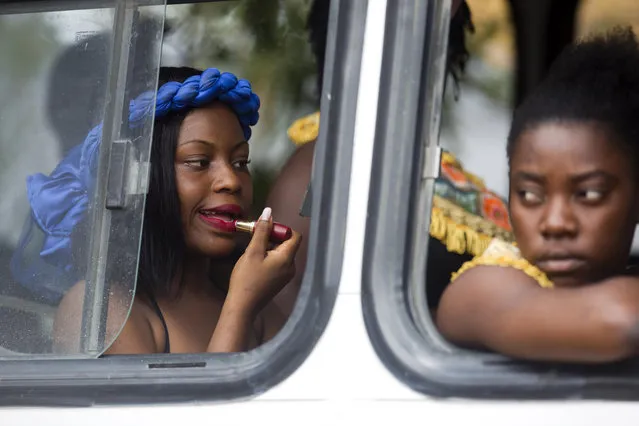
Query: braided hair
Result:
<box><xmin>447</xmin><ymin>1</ymin><xmax>475</xmax><ymax>95</ymax></box>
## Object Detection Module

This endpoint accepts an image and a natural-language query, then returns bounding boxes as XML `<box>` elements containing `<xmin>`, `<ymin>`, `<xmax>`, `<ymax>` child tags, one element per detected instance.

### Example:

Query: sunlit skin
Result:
<box><xmin>509</xmin><ymin>122</ymin><xmax>639</xmax><ymax>287</ymax></box>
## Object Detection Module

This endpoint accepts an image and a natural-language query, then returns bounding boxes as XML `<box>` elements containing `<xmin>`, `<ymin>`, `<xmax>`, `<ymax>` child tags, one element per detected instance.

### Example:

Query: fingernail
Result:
<box><xmin>260</xmin><ymin>207</ymin><xmax>272</xmax><ymax>221</ymax></box>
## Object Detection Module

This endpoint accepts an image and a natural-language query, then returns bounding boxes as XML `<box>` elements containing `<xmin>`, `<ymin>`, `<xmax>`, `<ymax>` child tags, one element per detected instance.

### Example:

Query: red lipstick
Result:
<box><xmin>203</xmin><ymin>216</ymin><xmax>293</xmax><ymax>243</ymax></box>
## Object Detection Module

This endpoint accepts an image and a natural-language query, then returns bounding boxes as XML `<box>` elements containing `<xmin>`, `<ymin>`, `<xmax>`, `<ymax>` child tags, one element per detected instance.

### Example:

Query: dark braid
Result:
<box><xmin>447</xmin><ymin>1</ymin><xmax>475</xmax><ymax>96</ymax></box>
<box><xmin>307</xmin><ymin>0</ymin><xmax>330</xmax><ymax>95</ymax></box>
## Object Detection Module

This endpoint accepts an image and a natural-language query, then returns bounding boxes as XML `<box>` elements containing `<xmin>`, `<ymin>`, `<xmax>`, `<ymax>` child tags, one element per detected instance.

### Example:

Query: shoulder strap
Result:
<box><xmin>147</xmin><ymin>295</ymin><xmax>170</xmax><ymax>353</ymax></box>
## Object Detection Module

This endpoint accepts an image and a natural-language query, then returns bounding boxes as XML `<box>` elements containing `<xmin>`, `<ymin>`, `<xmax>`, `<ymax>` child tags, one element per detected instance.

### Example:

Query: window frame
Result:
<box><xmin>0</xmin><ymin>0</ymin><xmax>226</xmax><ymax>13</ymax></box>
<box><xmin>0</xmin><ymin>0</ymin><xmax>367</xmax><ymax>406</ymax></box>
<box><xmin>361</xmin><ymin>0</ymin><xmax>639</xmax><ymax>401</ymax></box>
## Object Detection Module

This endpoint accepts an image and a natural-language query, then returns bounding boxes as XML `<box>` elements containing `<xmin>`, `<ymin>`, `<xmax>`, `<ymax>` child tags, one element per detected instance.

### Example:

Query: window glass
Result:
<box><xmin>0</xmin><ymin>0</ymin><xmax>360</xmax><ymax>405</ymax></box>
<box><xmin>363</xmin><ymin>0</ymin><xmax>639</xmax><ymax>400</ymax></box>
<box><xmin>0</xmin><ymin>0</ymin><xmax>325</xmax><ymax>359</ymax></box>
<box><xmin>432</xmin><ymin>0</ymin><xmax>639</xmax><ymax>359</ymax></box>
<box><xmin>0</xmin><ymin>2</ymin><xmax>165</xmax><ymax>358</ymax></box>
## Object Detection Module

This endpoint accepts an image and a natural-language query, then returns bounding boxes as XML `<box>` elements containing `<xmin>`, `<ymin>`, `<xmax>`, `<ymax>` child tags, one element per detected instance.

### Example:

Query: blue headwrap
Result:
<box><xmin>11</xmin><ymin>68</ymin><xmax>260</xmax><ymax>303</ymax></box>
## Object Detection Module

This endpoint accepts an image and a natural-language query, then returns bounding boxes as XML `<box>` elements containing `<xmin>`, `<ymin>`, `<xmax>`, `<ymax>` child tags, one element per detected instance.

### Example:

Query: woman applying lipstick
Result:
<box><xmin>25</xmin><ymin>66</ymin><xmax>301</xmax><ymax>354</ymax></box>
<box><xmin>437</xmin><ymin>28</ymin><xmax>639</xmax><ymax>364</ymax></box>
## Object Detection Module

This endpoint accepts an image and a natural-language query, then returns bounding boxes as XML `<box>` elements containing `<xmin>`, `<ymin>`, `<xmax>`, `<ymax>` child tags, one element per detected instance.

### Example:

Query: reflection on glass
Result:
<box><xmin>0</xmin><ymin>4</ymin><xmax>165</xmax><ymax>358</ymax></box>
<box><xmin>0</xmin><ymin>0</ymin><xmax>317</xmax><ymax>358</ymax></box>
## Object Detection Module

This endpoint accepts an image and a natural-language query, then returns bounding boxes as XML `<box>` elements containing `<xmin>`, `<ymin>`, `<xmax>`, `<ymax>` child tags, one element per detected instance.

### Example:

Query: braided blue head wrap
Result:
<box><xmin>130</xmin><ymin>68</ymin><xmax>260</xmax><ymax>138</ymax></box>
<box><xmin>11</xmin><ymin>68</ymin><xmax>260</xmax><ymax>302</ymax></box>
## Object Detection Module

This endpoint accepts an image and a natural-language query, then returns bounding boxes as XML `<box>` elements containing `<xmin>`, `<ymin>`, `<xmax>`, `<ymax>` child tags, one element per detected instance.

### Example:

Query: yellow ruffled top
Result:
<box><xmin>287</xmin><ymin>111</ymin><xmax>515</xmax><ymax>258</ymax></box>
<box><xmin>451</xmin><ymin>238</ymin><xmax>554</xmax><ymax>288</ymax></box>
<box><xmin>287</xmin><ymin>111</ymin><xmax>321</xmax><ymax>146</ymax></box>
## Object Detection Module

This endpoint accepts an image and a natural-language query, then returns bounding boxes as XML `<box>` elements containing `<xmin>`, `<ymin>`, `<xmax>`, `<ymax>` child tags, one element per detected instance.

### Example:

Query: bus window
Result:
<box><xmin>363</xmin><ymin>0</ymin><xmax>639</xmax><ymax>400</ymax></box>
<box><xmin>0</xmin><ymin>2</ymin><xmax>165</xmax><ymax>358</ymax></box>
<box><xmin>0</xmin><ymin>0</ymin><xmax>361</xmax><ymax>406</ymax></box>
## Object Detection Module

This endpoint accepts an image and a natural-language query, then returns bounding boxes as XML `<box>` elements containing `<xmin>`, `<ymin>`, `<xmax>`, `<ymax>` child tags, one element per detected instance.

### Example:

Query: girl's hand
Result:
<box><xmin>225</xmin><ymin>207</ymin><xmax>302</xmax><ymax>319</ymax></box>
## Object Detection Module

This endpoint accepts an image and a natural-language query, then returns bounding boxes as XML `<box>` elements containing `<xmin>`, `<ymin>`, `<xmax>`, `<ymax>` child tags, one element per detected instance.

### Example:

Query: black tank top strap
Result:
<box><xmin>147</xmin><ymin>294</ymin><xmax>170</xmax><ymax>353</ymax></box>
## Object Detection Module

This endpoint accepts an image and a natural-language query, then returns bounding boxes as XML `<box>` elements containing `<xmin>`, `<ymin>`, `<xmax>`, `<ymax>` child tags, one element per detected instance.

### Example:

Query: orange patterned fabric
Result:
<box><xmin>437</xmin><ymin>151</ymin><xmax>512</xmax><ymax>234</ymax></box>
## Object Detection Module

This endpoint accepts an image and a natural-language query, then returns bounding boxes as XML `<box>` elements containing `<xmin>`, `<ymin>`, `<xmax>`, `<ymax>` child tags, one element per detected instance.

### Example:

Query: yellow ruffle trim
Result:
<box><xmin>451</xmin><ymin>255</ymin><xmax>554</xmax><ymax>288</ymax></box>
<box><xmin>287</xmin><ymin>111</ymin><xmax>320</xmax><ymax>146</ymax></box>
<box><xmin>287</xmin><ymin>112</ymin><xmax>515</xmax><ymax>257</ymax></box>
<box><xmin>450</xmin><ymin>239</ymin><xmax>553</xmax><ymax>288</ymax></box>
<box><xmin>430</xmin><ymin>195</ymin><xmax>514</xmax><ymax>257</ymax></box>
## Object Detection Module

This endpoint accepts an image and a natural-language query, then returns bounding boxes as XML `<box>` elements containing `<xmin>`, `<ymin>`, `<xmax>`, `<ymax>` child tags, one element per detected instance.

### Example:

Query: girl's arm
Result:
<box><xmin>436</xmin><ymin>266</ymin><xmax>639</xmax><ymax>363</ymax></box>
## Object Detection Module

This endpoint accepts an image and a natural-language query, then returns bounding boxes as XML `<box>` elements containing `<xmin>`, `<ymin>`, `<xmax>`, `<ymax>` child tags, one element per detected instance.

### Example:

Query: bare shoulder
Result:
<box><xmin>53</xmin><ymin>280</ymin><xmax>86</xmax><ymax>352</ymax></box>
<box><xmin>267</xmin><ymin>142</ymin><xmax>315</xmax><ymax>316</ymax></box>
<box><xmin>270</xmin><ymin>141</ymin><xmax>315</xmax><ymax>192</ymax></box>
<box><xmin>103</xmin><ymin>296</ymin><xmax>164</xmax><ymax>355</ymax></box>
<box><xmin>284</xmin><ymin>140</ymin><xmax>316</xmax><ymax>171</ymax></box>
<box><xmin>267</xmin><ymin>140</ymin><xmax>316</xmax><ymax>228</ymax></box>
<box><xmin>440</xmin><ymin>264</ymin><xmax>541</xmax><ymax>307</ymax></box>
<box><xmin>54</xmin><ymin>282</ymin><xmax>164</xmax><ymax>354</ymax></box>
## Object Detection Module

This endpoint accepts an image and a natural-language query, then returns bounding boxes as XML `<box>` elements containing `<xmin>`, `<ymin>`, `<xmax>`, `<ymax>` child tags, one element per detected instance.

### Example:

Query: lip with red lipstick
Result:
<box><xmin>199</xmin><ymin>204</ymin><xmax>292</xmax><ymax>243</ymax></box>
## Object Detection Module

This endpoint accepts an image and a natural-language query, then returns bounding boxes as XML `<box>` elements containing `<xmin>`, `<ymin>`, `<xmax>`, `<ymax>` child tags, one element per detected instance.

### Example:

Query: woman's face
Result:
<box><xmin>174</xmin><ymin>102</ymin><xmax>253</xmax><ymax>258</ymax></box>
<box><xmin>509</xmin><ymin>122</ymin><xmax>639</xmax><ymax>287</ymax></box>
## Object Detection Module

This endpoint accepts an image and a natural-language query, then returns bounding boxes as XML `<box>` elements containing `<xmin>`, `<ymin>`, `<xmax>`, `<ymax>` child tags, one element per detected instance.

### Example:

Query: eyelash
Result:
<box><xmin>577</xmin><ymin>189</ymin><xmax>604</xmax><ymax>203</ymax></box>
<box><xmin>184</xmin><ymin>158</ymin><xmax>251</xmax><ymax>171</ymax></box>
<box><xmin>516</xmin><ymin>189</ymin><xmax>605</xmax><ymax>205</ymax></box>
<box><xmin>518</xmin><ymin>190</ymin><xmax>543</xmax><ymax>205</ymax></box>
<box><xmin>234</xmin><ymin>159</ymin><xmax>251</xmax><ymax>170</ymax></box>
<box><xmin>184</xmin><ymin>159</ymin><xmax>210</xmax><ymax>169</ymax></box>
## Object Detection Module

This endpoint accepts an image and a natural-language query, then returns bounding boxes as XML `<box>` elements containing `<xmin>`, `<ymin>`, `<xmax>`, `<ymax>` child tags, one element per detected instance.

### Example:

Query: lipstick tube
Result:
<box><xmin>235</xmin><ymin>220</ymin><xmax>293</xmax><ymax>243</ymax></box>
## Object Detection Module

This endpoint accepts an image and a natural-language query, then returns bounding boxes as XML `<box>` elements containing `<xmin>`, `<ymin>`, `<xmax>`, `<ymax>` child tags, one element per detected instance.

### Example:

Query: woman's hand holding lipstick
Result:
<box><xmin>209</xmin><ymin>208</ymin><xmax>301</xmax><ymax>351</ymax></box>
<box><xmin>209</xmin><ymin>207</ymin><xmax>302</xmax><ymax>352</ymax></box>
